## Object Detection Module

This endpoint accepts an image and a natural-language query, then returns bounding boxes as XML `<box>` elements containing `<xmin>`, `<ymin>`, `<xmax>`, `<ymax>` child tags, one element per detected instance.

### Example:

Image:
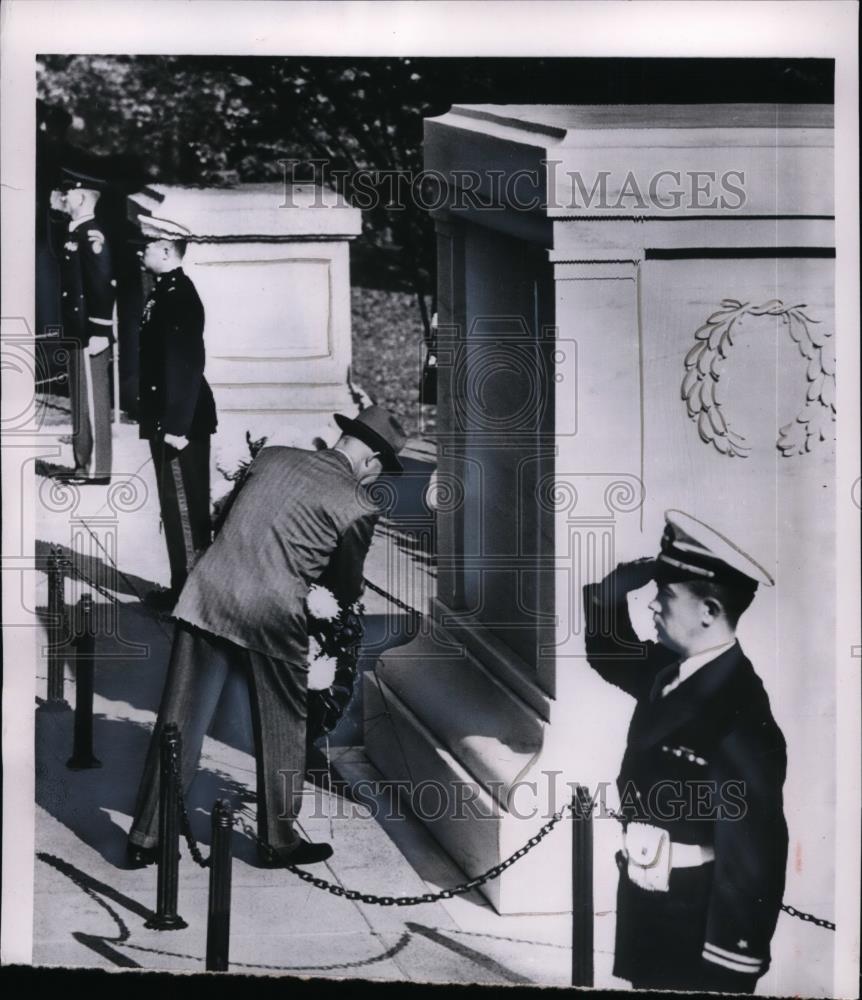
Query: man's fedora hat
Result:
<box><xmin>656</xmin><ymin>509</ymin><xmax>774</xmax><ymax>592</ymax></box>
<box><xmin>334</xmin><ymin>406</ymin><xmax>407</xmax><ymax>474</ymax></box>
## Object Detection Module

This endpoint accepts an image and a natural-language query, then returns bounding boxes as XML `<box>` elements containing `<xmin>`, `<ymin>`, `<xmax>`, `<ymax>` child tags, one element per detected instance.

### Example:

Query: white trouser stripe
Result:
<box><xmin>703</xmin><ymin>942</ymin><xmax>762</xmax><ymax>966</ymax></box>
<box><xmin>81</xmin><ymin>349</ymin><xmax>96</xmax><ymax>475</ymax></box>
<box><xmin>170</xmin><ymin>454</ymin><xmax>196</xmax><ymax>564</ymax></box>
<box><xmin>702</xmin><ymin>951</ymin><xmax>762</xmax><ymax>974</ymax></box>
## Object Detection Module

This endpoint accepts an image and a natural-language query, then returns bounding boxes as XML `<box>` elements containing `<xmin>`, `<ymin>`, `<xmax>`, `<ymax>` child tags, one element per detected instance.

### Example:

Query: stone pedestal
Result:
<box><xmin>128</xmin><ymin>183</ymin><xmax>362</xmax><ymax>487</ymax></box>
<box><xmin>364</xmin><ymin>103</ymin><xmax>835</xmax><ymax>929</ymax></box>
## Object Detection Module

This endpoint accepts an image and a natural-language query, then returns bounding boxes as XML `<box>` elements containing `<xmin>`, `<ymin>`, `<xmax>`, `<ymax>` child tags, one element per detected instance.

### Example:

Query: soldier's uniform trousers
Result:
<box><xmin>128</xmin><ymin>622</ymin><xmax>307</xmax><ymax>851</ymax></box>
<box><xmin>68</xmin><ymin>345</ymin><xmax>112</xmax><ymax>478</ymax></box>
<box><xmin>614</xmin><ymin>852</ymin><xmax>757</xmax><ymax>994</ymax></box>
<box><xmin>149</xmin><ymin>438</ymin><xmax>211</xmax><ymax>593</ymax></box>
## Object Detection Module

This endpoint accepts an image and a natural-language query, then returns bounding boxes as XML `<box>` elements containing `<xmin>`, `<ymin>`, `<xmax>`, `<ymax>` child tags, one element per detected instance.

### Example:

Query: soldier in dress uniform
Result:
<box><xmin>50</xmin><ymin>166</ymin><xmax>117</xmax><ymax>484</ymax></box>
<box><xmin>134</xmin><ymin>216</ymin><xmax>217</xmax><ymax>611</ymax></box>
<box><xmin>583</xmin><ymin>511</ymin><xmax>787</xmax><ymax>994</ymax></box>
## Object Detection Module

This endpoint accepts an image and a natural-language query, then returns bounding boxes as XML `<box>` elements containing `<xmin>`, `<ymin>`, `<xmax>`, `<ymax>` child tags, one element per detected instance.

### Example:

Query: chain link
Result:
<box><xmin>168</xmin><ymin>742</ymin><xmax>211</xmax><ymax>868</ymax></box>
<box><xmin>779</xmin><ymin>904</ymin><xmax>835</xmax><ymax>931</ymax></box>
<box><xmin>234</xmin><ymin>805</ymin><xmax>573</xmax><ymax>906</ymax></box>
<box><xmin>67</xmin><ymin>561</ymin><xmax>123</xmax><ymax>607</ymax></box>
<box><xmin>362</xmin><ymin>576</ymin><xmax>418</xmax><ymax>616</ymax></box>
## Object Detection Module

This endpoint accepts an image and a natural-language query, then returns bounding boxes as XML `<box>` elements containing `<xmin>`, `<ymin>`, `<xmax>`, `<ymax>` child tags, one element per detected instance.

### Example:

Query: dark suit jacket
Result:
<box><xmin>174</xmin><ymin>446</ymin><xmax>379</xmax><ymax>662</ymax></box>
<box><xmin>583</xmin><ymin>580</ymin><xmax>788</xmax><ymax>990</ymax></box>
<box><xmin>57</xmin><ymin>216</ymin><xmax>116</xmax><ymax>345</ymax></box>
<box><xmin>138</xmin><ymin>267</ymin><xmax>217</xmax><ymax>440</ymax></box>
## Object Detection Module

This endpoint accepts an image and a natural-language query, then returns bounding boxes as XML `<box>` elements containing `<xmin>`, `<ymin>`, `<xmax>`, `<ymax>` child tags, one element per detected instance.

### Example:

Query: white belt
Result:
<box><xmin>670</xmin><ymin>841</ymin><xmax>715</xmax><ymax>868</ymax></box>
<box><xmin>622</xmin><ymin>823</ymin><xmax>714</xmax><ymax>892</ymax></box>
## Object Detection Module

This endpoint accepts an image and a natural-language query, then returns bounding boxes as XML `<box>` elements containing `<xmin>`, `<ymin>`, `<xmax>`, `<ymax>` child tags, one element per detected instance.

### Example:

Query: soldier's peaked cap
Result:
<box><xmin>58</xmin><ymin>165</ymin><xmax>112</xmax><ymax>193</ymax></box>
<box><xmin>135</xmin><ymin>216</ymin><xmax>192</xmax><ymax>241</ymax></box>
<box><xmin>656</xmin><ymin>509</ymin><xmax>774</xmax><ymax>591</ymax></box>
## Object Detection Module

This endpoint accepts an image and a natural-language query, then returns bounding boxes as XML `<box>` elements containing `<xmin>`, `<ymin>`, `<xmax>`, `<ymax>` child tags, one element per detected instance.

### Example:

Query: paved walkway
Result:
<box><xmin>31</xmin><ymin>418</ymin><xmax>603</xmax><ymax>984</ymax></box>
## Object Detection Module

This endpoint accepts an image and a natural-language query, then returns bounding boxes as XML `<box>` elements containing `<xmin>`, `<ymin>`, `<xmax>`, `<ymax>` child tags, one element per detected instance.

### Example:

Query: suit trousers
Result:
<box><xmin>68</xmin><ymin>345</ymin><xmax>112</xmax><ymax>478</ymax></box>
<box><xmin>129</xmin><ymin>622</ymin><xmax>307</xmax><ymax>851</ymax></box>
<box><xmin>150</xmin><ymin>437</ymin><xmax>211</xmax><ymax>593</ymax></box>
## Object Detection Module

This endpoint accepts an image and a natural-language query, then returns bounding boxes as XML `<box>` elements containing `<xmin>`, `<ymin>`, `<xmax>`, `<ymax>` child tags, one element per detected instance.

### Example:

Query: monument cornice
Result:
<box><xmin>425</xmin><ymin>103</ymin><xmax>834</xmax><ymax>221</ymax></box>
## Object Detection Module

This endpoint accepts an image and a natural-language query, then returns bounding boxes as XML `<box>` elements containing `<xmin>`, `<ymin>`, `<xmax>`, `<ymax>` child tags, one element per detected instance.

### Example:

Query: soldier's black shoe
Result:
<box><xmin>55</xmin><ymin>470</ymin><xmax>110</xmax><ymax>485</ymax></box>
<box><xmin>125</xmin><ymin>842</ymin><xmax>158</xmax><ymax>869</ymax></box>
<box><xmin>257</xmin><ymin>839</ymin><xmax>334</xmax><ymax>867</ymax></box>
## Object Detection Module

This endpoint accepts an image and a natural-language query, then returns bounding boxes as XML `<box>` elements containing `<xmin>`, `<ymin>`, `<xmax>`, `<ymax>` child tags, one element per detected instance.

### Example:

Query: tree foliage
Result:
<box><xmin>38</xmin><ymin>55</ymin><xmax>833</xmax><ymax>334</ymax></box>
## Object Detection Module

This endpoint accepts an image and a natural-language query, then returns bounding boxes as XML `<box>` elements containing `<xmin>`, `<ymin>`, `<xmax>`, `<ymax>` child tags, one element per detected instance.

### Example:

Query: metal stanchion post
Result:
<box><xmin>571</xmin><ymin>784</ymin><xmax>595</xmax><ymax>988</ymax></box>
<box><xmin>206</xmin><ymin>799</ymin><xmax>233</xmax><ymax>971</ymax></box>
<box><xmin>146</xmin><ymin>723</ymin><xmax>188</xmax><ymax>930</ymax></box>
<box><xmin>41</xmin><ymin>546</ymin><xmax>70</xmax><ymax>712</ymax></box>
<box><xmin>66</xmin><ymin>593</ymin><xmax>101</xmax><ymax>768</ymax></box>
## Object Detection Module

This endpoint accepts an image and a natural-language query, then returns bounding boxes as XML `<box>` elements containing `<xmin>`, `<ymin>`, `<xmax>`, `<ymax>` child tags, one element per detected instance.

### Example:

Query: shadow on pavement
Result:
<box><xmin>36</xmin><ymin>537</ymin><xmax>161</xmax><ymax>605</ymax></box>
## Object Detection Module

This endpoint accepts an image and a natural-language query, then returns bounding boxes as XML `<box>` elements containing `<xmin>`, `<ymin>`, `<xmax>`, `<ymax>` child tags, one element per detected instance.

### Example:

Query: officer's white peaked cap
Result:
<box><xmin>138</xmin><ymin>216</ymin><xmax>192</xmax><ymax>241</ymax></box>
<box><xmin>658</xmin><ymin>509</ymin><xmax>774</xmax><ymax>590</ymax></box>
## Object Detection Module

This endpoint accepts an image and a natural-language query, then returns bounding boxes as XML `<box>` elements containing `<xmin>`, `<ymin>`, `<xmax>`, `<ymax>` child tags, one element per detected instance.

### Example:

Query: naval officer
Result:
<box><xmin>583</xmin><ymin>511</ymin><xmax>788</xmax><ymax>993</ymax></box>
<box><xmin>51</xmin><ymin>166</ymin><xmax>116</xmax><ymax>483</ymax></box>
<box><xmin>135</xmin><ymin>216</ymin><xmax>217</xmax><ymax>610</ymax></box>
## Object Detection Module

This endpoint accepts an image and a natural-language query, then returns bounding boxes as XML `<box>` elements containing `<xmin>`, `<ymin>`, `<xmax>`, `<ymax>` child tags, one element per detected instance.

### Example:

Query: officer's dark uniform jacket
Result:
<box><xmin>584</xmin><ymin>581</ymin><xmax>788</xmax><ymax>992</ymax></box>
<box><xmin>58</xmin><ymin>215</ymin><xmax>116</xmax><ymax>344</ymax></box>
<box><xmin>138</xmin><ymin>267</ymin><xmax>217</xmax><ymax>441</ymax></box>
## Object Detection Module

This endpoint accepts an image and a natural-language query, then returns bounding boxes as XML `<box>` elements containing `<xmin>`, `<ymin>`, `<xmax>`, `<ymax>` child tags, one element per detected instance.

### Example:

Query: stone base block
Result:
<box><xmin>363</xmin><ymin>668</ymin><xmax>572</xmax><ymax>914</ymax></box>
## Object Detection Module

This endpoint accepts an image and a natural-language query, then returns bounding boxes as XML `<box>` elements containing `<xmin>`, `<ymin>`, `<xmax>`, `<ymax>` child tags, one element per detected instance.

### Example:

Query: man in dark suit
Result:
<box><xmin>126</xmin><ymin>406</ymin><xmax>407</xmax><ymax>868</ymax></box>
<box><xmin>135</xmin><ymin>216</ymin><xmax>217</xmax><ymax>609</ymax></box>
<box><xmin>583</xmin><ymin>511</ymin><xmax>787</xmax><ymax>994</ymax></box>
<box><xmin>50</xmin><ymin>166</ymin><xmax>116</xmax><ymax>484</ymax></box>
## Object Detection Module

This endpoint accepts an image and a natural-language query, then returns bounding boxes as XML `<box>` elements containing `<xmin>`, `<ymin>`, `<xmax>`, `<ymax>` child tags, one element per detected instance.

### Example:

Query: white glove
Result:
<box><xmin>87</xmin><ymin>335</ymin><xmax>111</xmax><ymax>356</ymax></box>
<box><xmin>163</xmin><ymin>433</ymin><xmax>189</xmax><ymax>451</ymax></box>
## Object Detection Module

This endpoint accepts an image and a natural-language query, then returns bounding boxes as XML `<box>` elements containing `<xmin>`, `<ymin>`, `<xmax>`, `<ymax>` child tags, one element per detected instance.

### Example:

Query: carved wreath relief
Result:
<box><xmin>681</xmin><ymin>299</ymin><xmax>836</xmax><ymax>458</ymax></box>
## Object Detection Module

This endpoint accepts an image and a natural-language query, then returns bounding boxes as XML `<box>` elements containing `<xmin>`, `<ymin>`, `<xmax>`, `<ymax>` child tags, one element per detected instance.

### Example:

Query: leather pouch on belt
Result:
<box><xmin>624</xmin><ymin>822</ymin><xmax>671</xmax><ymax>893</ymax></box>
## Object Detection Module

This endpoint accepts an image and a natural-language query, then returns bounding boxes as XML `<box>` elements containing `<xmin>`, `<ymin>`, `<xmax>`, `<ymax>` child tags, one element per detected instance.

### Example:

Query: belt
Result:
<box><xmin>670</xmin><ymin>841</ymin><xmax>715</xmax><ymax>868</ymax></box>
<box><xmin>622</xmin><ymin>825</ymin><xmax>715</xmax><ymax>869</ymax></box>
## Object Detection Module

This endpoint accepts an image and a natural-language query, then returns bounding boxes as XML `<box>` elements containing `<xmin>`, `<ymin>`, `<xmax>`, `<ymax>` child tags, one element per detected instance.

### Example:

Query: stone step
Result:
<box><xmin>363</xmin><ymin>671</ymin><xmax>570</xmax><ymax>915</ymax></box>
<box><xmin>374</xmin><ymin>630</ymin><xmax>545</xmax><ymax>812</ymax></box>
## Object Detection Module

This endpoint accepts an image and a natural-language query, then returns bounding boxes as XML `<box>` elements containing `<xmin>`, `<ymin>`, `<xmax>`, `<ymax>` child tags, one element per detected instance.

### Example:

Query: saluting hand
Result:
<box><xmin>599</xmin><ymin>557</ymin><xmax>657</xmax><ymax>603</ymax></box>
<box><xmin>163</xmin><ymin>433</ymin><xmax>190</xmax><ymax>452</ymax></box>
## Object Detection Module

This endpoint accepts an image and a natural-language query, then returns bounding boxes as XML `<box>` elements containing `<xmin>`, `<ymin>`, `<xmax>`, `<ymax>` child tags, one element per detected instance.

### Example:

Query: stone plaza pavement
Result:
<box><xmin>30</xmin><ymin>416</ymin><xmax>621</xmax><ymax>986</ymax></box>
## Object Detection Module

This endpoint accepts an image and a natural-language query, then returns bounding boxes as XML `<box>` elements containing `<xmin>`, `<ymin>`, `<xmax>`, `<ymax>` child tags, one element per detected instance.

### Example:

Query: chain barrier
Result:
<box><xmin>167</xmin><ymin>740</ymin><xmax>211</xmax><ymax>869</ymax></box>
<box><xmin>779</xmin><ymin>905</ymin><xmax>835</xmax><ymax>931</ymax></box>
<box><xmin>67</xmin><ymin>561</ymin><xmax>123</xmax><ymax>607</ymax></box>
<box><xmin>232</xmin><ymin>803</ymin><xmax>574</xmax><ymax>907</ymax></box>
<box><xmin>362</xmin><ymin>576</ymin><xmax>418</xmax><ymax>616</ymax></box>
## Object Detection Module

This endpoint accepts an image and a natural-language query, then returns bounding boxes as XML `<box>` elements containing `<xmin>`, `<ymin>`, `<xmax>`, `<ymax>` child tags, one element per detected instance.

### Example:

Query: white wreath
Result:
<box><xmin>681</xmin><ymin>298</ymin><xmax>835</xmax><ymax>458</ymax></box>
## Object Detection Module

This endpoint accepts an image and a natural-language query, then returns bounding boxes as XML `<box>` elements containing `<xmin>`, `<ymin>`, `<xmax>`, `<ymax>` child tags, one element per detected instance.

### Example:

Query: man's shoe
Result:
<box><xmin>257</xmin><ymin>839</ymin><xmax>333</xmax><ymax>867</ymax></box>
<box><xmin>56</xmin><ymin>471</ymin><xmax>110</xmax><ymax>485</ymax></box>
<box><xmin>125</xmin><ymin>842</ymin><xmax>159</xmax><ymax>869</ymax></box>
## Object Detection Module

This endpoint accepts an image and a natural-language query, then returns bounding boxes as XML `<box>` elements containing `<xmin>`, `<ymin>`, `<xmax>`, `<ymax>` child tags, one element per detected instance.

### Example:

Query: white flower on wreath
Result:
<box><xmin>306</xmin><ymin>584</ymin><xmax>340</xmax><ymax>621</ymax></box>
<box><xmin>308</xmin><ymin>654</ymin><xmax>338</xmax><ymax>691</ymax></box>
